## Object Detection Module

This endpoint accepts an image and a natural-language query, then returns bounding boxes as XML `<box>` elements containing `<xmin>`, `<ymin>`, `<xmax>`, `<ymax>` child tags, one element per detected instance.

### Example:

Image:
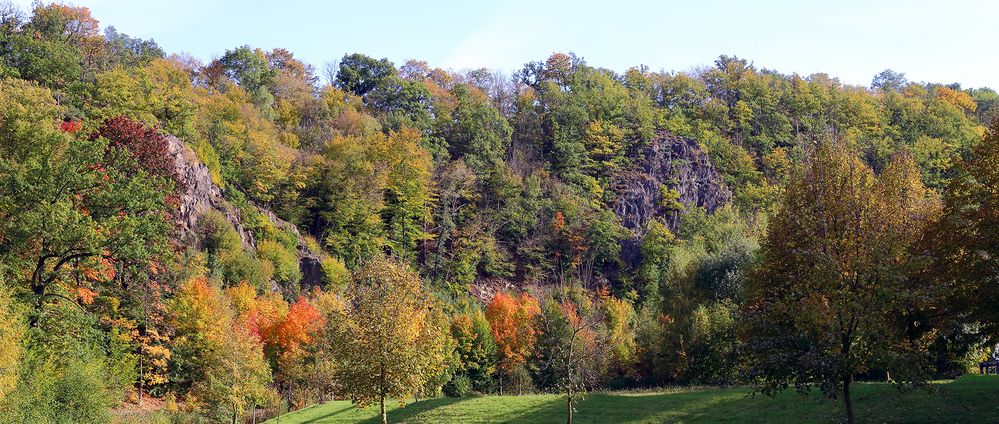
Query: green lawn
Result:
<box><xmin>265</xmin><ymin>375</ymin><xmax>999</xmax><ymax>423</ymax></box>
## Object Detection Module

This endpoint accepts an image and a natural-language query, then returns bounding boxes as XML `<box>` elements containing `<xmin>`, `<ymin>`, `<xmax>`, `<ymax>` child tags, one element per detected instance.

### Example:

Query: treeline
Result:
<box><xmin>0</xmin><ymin>3</ymin><xmax>997</xmax><ymax>424</ymax></box>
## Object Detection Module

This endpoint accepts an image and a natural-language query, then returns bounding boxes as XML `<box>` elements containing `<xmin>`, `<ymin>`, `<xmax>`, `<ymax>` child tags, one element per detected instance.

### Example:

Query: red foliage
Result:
<box><xmin>60</xmin><ymin>120</ymin><xmax>83</xmax><ymax>133</ymax></box>
<box><xmin>92</xmin><ymin>116</ymin><xmax>183</xmax><ymax>191</ymax></box>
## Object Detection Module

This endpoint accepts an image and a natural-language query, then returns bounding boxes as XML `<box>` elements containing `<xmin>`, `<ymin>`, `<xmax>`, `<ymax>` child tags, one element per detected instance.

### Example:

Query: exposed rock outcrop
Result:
<box><xmin>167</xmin><ymin>135</ymin><xmax>323</xmax><ymax>288</ymax></box>
<box><xmin>612</xmin><ymin>131</ymin><xmax>732</xmax><ymax>265</ymax></box>
<box><xmin>168</xmin><ymin>135</ymin><xmax>255</xmax><ymax>249</ymax></box>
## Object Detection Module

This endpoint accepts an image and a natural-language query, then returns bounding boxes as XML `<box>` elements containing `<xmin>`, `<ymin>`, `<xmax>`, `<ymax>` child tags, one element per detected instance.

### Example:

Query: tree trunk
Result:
<box><xmin>380</xmin><ymin>355</ymin><xmax>388</xmax><ymax>424</ymax></box>
<box><xmin>843</xmin><ymin>375</ymin><xmax>854</xmax><ymax>424</ymax></box>
<box><xmin>566</xmin><ymin>384</ymin><xmax>573</xmax><ymax>424</ymax></box>
<box><xmin>380</xmin><ymin>393</ymin><xmax>387</xmax><ymax>424</ymax></box>
<box><xmin>138</xmin><ymin>354</ymin><xmax>143</xmax><ymax>404</ymax></box>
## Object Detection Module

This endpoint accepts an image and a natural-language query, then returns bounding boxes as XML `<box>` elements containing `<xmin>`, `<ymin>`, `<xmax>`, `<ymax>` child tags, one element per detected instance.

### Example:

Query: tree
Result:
<box><xmin>931</xmin><ymin>123</ymin><xmax>999</xmax><ymax>336</ymax></box>
<box><xmin>0</xmin><ymin>79</ymin><xmax>171</xmax><ymax>321</ymax></box>
<box><xmin>324</xmin><ymin>257</ymin><xmax>449</xmax><ymax>424</ymax></box>
<box><xmin>91</xmin><ymin>116</ymin><xmax>181</xmax><ymax>192</ymax></box>
<box><xmin>334</xmin><ymin>53</ymin><xmax>396</xmax><ymax>97</ymax></box>
<box><xmin>485</xmin><ymin>292</ymin><xmax>540</xmax><ymax>393</ymax></box>
<box><xmin>533</xmin><ymin>291</ymin><xmax>606</xmax><ymax>424</ymax></box>
<box><xmin>449</xmin><ymin>306</ymin><xmax>498</xmax><ymax>393</ymax></box>
<box><xmin>169</xmin><ymin>276</ymin><xmax>274</xmax><ymax>423</ymax></box>
<box><xmin>440</xmin><ymin>84</ymin><xmax>512</xmax><ymax>174</ymax></box>
<box><xmin>871</xmin><ymin>69</ymin><xmax>907</xmax><ymax>91</ymax></box>
<box><xmin>745</xmin><ymin>143</ymin><xmax>939</xmax><ymax>424</ymax></box>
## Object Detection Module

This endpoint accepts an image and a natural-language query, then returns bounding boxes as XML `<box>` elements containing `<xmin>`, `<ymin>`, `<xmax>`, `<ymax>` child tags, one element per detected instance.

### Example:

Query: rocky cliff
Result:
<box><xmin>612</xmin><ymin>131</ymin><xmax>732</xmax><ymax>264</ymax></box>
<box><xmin>167</xmin><ymin>135</ymin><xmax>323</xmax><ymax>288</ymax></box>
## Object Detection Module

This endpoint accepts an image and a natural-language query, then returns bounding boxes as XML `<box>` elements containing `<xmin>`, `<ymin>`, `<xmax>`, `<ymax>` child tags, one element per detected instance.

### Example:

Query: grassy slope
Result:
<box><xmin>265</xmin><ymin>375</ymin><xmax>999</xmax><ymax>424</ymax></box>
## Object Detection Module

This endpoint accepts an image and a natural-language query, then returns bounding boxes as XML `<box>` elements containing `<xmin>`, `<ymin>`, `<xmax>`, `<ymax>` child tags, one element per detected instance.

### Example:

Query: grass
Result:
<box><xmin>265</xmin><ymin>375</ymin><xmax>999</xmax><ymax>423</ymax></box>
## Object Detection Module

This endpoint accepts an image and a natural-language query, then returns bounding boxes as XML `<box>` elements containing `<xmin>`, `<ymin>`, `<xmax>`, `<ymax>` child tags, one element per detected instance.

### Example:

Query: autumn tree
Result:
<box><xmin>0</xmin><ymin>78</ymin><xmax>171</xmax><ymax>321</ymax></box>
<box><xmin>91</xmin><ymin>116</ymin><xmax>181</xmax><ymax>192</ymax></box>
<box><xmin>485</xmin><ymin>292</ymin><xmax>541</xmax><ymax>394</ymax></box>
<box><xmin>930</xmin><ymin>122</ymin><xmax>999</xmax><ymax>339</ymax></box>
<box><xmin>533</xmin><ymin>290</ymin><xmax>607</xmax><ymax>424</ymax></box>
<box><xmin>448</xmin><ymin>306</ymin><xmax>498</xmax><ymax>394</ymax></box>
<box><xmin>745</xmin><ymin>143</ymin><xmax>940</xmax><ymax>424</ymax></box>
<box><xmin>168</xmin><ymin>277</ymin><xmax>274</xmax><ymax>423</ymax></box>
<box><xmin>323</xmin><ymin>257</ymin><xmax>449</xmax><ymax>424</ymax></box>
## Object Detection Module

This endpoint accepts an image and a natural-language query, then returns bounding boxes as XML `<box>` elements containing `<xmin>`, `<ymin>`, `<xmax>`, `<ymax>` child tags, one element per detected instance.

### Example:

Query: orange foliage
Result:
<box><xmin>76</xmin><ymin>287</ymin><xmax>97</xmax><ymax>305</ymax></box>
<box><xmin>242</xmin><ymin>292</ymin><xmax>325</xmax><ymax>365</ymax></box>
<box><xmin>485</xmin><ymin>292</ymin><xmax>541</xmax><ymax>372</ymax></box>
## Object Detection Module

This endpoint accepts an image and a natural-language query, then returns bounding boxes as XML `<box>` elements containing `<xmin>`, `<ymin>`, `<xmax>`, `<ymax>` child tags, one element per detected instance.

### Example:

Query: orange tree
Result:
<box><xmin>485</xmin><ymin>292</ymin><xmax>540</xmax><ymax>393</ymax></box>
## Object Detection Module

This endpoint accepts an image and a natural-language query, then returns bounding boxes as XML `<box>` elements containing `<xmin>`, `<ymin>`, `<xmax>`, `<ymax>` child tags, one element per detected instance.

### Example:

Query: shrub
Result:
<box><xmin>443</xmin><ymin>374</ymin><xmax>472</xmax><ymax>397</ymax></box>
<box><xmin>257</xmin><ymin>239</ymin><xmax>301</xmax><ymax>288</ymax></box>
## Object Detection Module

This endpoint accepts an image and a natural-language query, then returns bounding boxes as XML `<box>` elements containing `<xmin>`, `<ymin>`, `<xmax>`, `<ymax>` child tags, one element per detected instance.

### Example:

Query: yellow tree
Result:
<box><xmin>325</xmin><ymin>257</ymin><xmax>449</xmax><ymax>424</ymax></box>
<box><xmin>169</xmin><ymin>277</ymin><xmax>273</xmax><ymax>423</ymax></box>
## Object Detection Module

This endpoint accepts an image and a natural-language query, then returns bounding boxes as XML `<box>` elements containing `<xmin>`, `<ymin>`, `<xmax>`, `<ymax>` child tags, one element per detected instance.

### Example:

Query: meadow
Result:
<box><xmin>266</xmin><ymin>375</ymin><xmax>999</xmax><ymax>423</ymax></box>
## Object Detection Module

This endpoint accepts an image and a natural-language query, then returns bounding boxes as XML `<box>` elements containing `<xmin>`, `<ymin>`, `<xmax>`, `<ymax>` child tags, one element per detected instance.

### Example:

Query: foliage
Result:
<box><xmin>485</xmin><ymin>292</ymin><xmax>541</xmax><ymax>382</ymax></box>
<box><xmin>322</xmin><ymin>256</ymin><xmax>450</xmax><ymax>423</ymax></box>
<box><xmin>745</xmin><ymin>143</ymin><xmax>940</xmax><ymax>423</ymax></box>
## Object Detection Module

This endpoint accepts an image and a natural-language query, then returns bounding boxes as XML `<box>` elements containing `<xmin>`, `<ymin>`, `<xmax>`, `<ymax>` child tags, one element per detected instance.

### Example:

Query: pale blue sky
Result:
<box><xmin>12</xmin><ymin>0</ymin><xmax>999</xmax><ymax>88</ymax></box>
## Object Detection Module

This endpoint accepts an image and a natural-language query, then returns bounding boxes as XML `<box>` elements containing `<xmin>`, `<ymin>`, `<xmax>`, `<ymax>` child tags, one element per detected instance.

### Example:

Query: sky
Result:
<box><xmin>11</xmin><ymin>0</ymin><xmax>999</xmax><ymax>88</ymax></box>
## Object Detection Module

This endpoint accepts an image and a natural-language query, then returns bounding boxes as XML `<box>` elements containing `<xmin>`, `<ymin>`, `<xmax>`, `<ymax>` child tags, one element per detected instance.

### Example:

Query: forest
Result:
<box><xmin>1</xmin><ymin>3</ymin><xmax>998</xmax><ymax>424</ymax></box>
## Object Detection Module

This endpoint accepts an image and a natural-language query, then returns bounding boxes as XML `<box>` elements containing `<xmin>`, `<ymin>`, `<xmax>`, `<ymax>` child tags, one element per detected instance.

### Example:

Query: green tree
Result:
<box><xmin>334</xmin><ymin>53</ymin><xmax>396</xmax><ymax>97</ymax></box>
<box><xmin>449</xmin><ymin>306</ymin><xmax>498</xmax><ymax>393</ymax></box>
<box><xmin>0</xmin><ymin>78</ymin><xmax>170</xmax><ymax>320</ymax></box>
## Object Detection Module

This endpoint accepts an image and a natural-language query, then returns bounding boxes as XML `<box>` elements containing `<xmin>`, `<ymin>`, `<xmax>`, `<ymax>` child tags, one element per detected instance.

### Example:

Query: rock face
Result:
<box><xmin>612</xmin><ymin>131</ymin><xmax>732</xmax><ymax>264</ymax></box>
<box><xmin>168</xmin><ymin>135</ymin><xmax>255</xmax><ymax>249</ymax></box>
<box><xmin>167</xmin><ymin>135</ymin><xmax>323</xmax><ymax>288</ymax></box>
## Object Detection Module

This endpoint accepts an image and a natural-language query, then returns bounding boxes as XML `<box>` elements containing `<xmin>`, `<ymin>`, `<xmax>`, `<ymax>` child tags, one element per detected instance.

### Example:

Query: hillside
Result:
<box><xmin>1</xmin><ymin>3</ymin><xmax>998</xmax><ymax>424</ymax></box>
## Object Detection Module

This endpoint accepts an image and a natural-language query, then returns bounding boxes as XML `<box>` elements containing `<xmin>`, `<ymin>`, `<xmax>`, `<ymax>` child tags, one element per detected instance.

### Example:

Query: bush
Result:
<box><xmin>257</xmin><ymin>239</ymin><xmax>301</xmax><ymax>288</ymax></box>
<box><xmin>320</xmin><ymin>255</ymin><xmax>350</xmax><ymax>290</ymax></box>
<box><xmin>221</xmin><ymin>250</ymin><xmax>269</xmax><ymax>289</ymax></box>
<box><xmin>443</xmin><ymin>374</ymin><xmax>472</xmax><ymax>397</ymax></box>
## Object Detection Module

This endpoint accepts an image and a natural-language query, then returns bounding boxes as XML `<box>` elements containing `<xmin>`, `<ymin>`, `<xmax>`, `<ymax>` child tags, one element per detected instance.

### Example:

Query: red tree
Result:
<box><xmin>92</xmin><ymin>116</ymin><xmax>182</xmax><ymax>191</ymax></box>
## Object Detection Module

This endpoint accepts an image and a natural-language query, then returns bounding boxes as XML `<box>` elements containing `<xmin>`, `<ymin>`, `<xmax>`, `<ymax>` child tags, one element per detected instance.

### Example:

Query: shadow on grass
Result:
<box><xmin>297</xmin><ymin>404</ymin><xmax>356</xmax><ymax>424</ymax></box>
<box><xmin>354</xmin><ymin>397</ymin><xmax>467</xmax><ymax>424</ymax></box>
<box><xmin>277</xmin><ymin>376</ymin><xmax>999</xmax><ymax>423</ymax></box>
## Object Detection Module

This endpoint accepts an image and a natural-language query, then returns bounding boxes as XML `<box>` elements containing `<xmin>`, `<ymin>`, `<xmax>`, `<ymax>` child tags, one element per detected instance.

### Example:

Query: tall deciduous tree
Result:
<box><xmin>746</xmin><ymin>143</ymin><xmax>939</xmax><ymax>424</ymax></box>
<box><xmin>325</xmin><ymin>256</ymin><xmax>449</xmax><ymax>424</ymax></box>
<box><xmin>931</xmin><ymin>123</ymin><xmax>999</xmax><ymax>336</ymax></box>
<box><xmin>0</xmin><ymin>79</ymin><xmax>170</xmax><ymax>321</ymax></box>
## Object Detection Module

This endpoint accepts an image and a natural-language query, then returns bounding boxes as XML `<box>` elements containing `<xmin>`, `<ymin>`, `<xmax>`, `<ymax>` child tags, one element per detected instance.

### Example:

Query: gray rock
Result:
<box><xmin>612</xmin><ymin>131</ymin><xmax>732</xmax><ymax>266</ymax></box>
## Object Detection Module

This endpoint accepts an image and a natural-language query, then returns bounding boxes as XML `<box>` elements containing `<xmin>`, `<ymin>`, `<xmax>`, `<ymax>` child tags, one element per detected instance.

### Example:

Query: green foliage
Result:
<box><xmin>257</xmin><ymin>239</ymin><xmax>302</xmax><ymax>288</ymax></box>
<box><xmin>450</xmin><ymin>306</ymin><xmax>498</xmax><ymax>393</ymax></box>
<box><xmin>320</xmin><ymin>255</ymin><xmax>351</xmax><ymax>290</ymax></box>
<box><xmin>335</xmin><ymin>53</ymin><xmax>396</xmax><ymax>97</ymax></box>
